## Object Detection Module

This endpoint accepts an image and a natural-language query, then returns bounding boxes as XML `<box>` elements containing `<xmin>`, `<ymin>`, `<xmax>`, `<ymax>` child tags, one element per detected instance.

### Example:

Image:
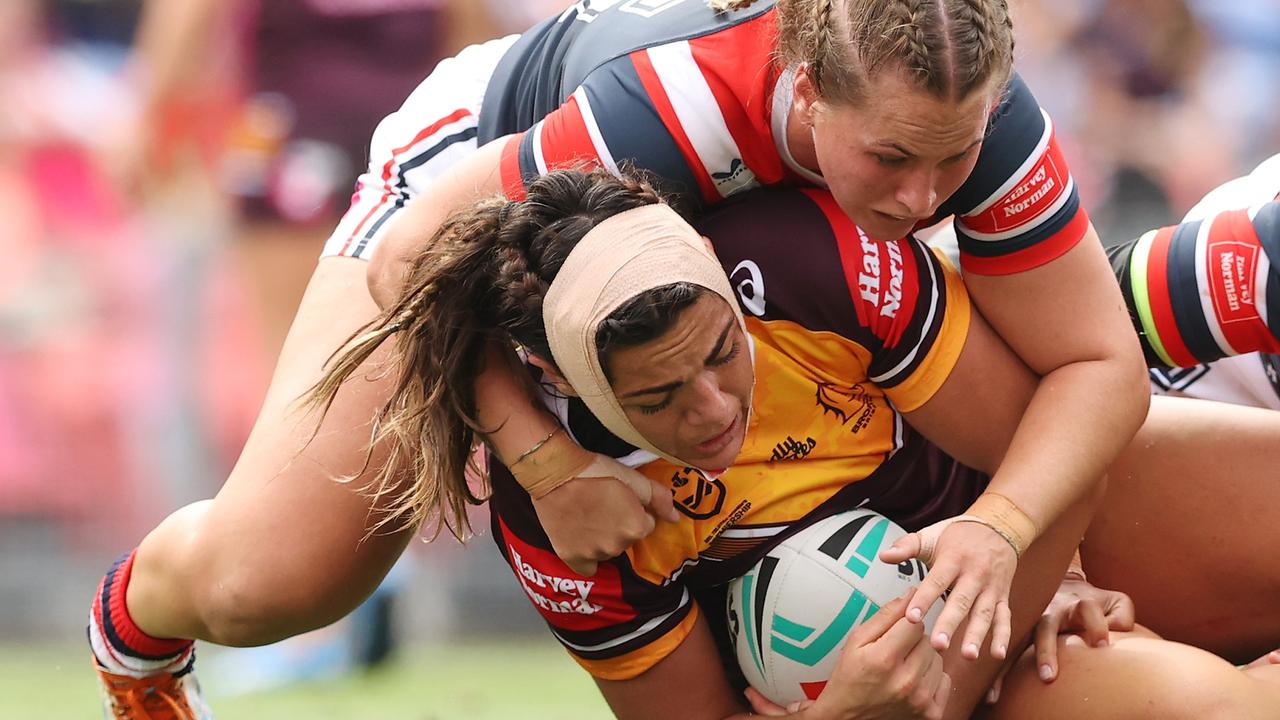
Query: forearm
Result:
<box><xmin>473</xmin><ymin>342</ymin><xmax>559</xmax><ymax>464</ymax></box>
<box><xmin>131</xmin><ymin>0</ymin><xmax>233</xmax><ymax>108</ymax></box>
<box><xmin>983</xmin><ymin>356</ymin><xmax>1149</xmax><ymax>533</ymax></box>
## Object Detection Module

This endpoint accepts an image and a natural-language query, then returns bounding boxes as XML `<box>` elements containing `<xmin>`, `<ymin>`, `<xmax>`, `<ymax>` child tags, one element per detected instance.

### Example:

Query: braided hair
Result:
<box><xmin>775</xmin><ymin>0</ymin><xmax>1015</xmax><ymax>104</ymax></box>
<box><xmin>306</xmin><ymin>169</ymin><xmax>706</xmax><ymax>539</ymax></box>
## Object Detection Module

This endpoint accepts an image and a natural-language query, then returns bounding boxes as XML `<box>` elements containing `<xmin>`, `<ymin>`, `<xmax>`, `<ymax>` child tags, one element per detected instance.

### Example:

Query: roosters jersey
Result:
<box><xmin>477</xmin><ymin>0</ymin><xmax>1089</xmax><ymax>276</ymax></box>
<box><xmin>1141</xmin><ymin>153</ymin><xmax>1280</xmax><ymax>404</ymax></box>
<box><xmin>489</xmin><ymin>187</ymin><xmax>985</xmax><ymax>680</ymax></box>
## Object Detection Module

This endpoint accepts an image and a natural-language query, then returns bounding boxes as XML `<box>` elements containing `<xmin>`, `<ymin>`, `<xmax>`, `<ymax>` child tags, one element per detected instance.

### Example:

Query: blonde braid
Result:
<box><xmin>707</xmin><ymin>0</ymin><xmax>759</xmax><ymax>10</ymax></box>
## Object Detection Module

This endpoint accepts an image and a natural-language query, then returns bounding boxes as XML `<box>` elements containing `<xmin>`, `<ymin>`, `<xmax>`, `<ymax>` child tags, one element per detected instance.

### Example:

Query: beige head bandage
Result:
<box><xmin>542</xmin><ymin>203</ymin><xmax>747</xmax><ymax>467</ymax></box>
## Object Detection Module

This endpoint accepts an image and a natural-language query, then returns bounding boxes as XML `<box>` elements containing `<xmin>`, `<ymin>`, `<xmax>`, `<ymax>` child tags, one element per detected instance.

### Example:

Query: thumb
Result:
<box><xmin>645</xmin><ymin>478</ymin><xmax>680</xmax><ymax>523</ymax></box>
<box><xmin>850</xmin><ymin>590</ymin><xmax>913</xmax><ymax>646</ymax></box>
<box><xmin>879</xmin><ymin>532</ymin><xmax>923</xmax><ymax>564</ymax></box>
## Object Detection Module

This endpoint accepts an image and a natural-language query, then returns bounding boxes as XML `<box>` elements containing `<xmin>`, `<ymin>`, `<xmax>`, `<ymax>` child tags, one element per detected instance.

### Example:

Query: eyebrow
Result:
<box><xmin>619</xmin><ymin>318</ymin><xmax>735</xmax><ymax>399</ymax></box>
<box><xmin>877</xmin><ymin>138</ymin><xmax>982</xmax><ymax>159</ymax></box>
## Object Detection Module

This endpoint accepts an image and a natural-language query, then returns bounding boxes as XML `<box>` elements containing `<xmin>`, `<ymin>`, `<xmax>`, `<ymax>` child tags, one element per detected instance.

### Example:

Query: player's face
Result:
<box><xmin>607</xmin><ymin>294</ymin><xmax>753</xmax><ymax>472</ymax></box>
<box><xmin>808</xmin><ymin>70</ymin><xmax>995</xmax><ymax>241</ymax></box>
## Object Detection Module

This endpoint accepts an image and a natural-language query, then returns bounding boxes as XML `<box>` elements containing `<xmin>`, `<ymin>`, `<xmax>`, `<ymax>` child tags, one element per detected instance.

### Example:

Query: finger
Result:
<box><xmin>930</xmin><ymin>575</ymin><xmax>983</xmax><ymax>651</ymax></box>
<box><xmin>990</xmin><ymin>599</ymin><xmax>1013</xmax><ymax>661</ymax></box>
<box><xmin>984</xmin><ymin>674</ymin><xmax>1003</xmax><ymax>705</ymax></box>
<box><xmin>879</xmin><ymin>532</ymin><xmax>923</xmax><ymax>564</ymax></box>
<box><xmin>860</xmin><ymin>613</ymin><xmax>929</xmax><ymax>659</ymax></box>
<box><xmin>1034</xmin><ymin>611</ymin><xmax>1062</xmax><ymax>683</ymax></box>
<box><xmin>564</xmin><ymin>556</ymin><xmax>598</xmax><ymax>577</ymax></box>
<box><xmin>1107</xmin><ymin>593</ymin><xmax>1137</xmax><ymax>631</ymax></box>
<box><xmin>1077</xmin><ymin>599</ymin><xmax>1110</xmax><ymax>648</ymax></box>
<box><xmin>644</xmin><ymin>478</ymin><xmax>680</xmax><ymax>523</ymax></box>
<box><xmin>929</xmin><ymin>671</ymin><xmax>953</xmax><ymax>720</ymax></box>
<box><xmin>744</xmin><ymin>687</ymin><xmax>788</xmax><ymax>716</ymax></box>
<box><xmin>908</xmin><ymin>563</ymin><xmax>958</xmax><ymax>627</ymax></box>
<box><xmin>959</xmin><ymin>590</ymin><xmax>1000</xmax><ymax>660</ymax></box>
<box><xmin>785</xmin><ymin>700</ymin><xmax>815</xmax><ymax>714</ymax></box>
<box><xmin>849</xmin><ymin>592</ymin><xmax>914</xmax><ymax>646</ymax></box>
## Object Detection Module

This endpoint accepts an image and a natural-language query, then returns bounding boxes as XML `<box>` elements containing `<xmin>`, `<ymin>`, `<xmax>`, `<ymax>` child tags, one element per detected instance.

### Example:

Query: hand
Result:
<box><xmin>880</xmin><ymin>520</ymin><xmax>1018</xmax><ymax>662</ymax></box>
<box><xmin>531</xmin><ymin>452</ymin><xmax>679</xmax><ymax>576</ymax></box>
<box><xmin>745</xmin><ymin>593</ymin><xmax>951</xmax><ymax>720</ymax></box>
<box><xmin>1032</xmin><ymin>577</ymin><xmax>1134</xmax><ymax>681</ymax></box>
<box><xmin>984</xmin><ymin>576</ymin><xmax>1134</xmax><ymax>704</ymax></box>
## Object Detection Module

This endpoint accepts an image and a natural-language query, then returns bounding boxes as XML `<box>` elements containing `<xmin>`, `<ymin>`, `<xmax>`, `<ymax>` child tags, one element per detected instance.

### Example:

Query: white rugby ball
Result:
<box><xmin>726</xmin><ymin>509</ymin><xmax>939</xmax><ymax>706</ymax></box>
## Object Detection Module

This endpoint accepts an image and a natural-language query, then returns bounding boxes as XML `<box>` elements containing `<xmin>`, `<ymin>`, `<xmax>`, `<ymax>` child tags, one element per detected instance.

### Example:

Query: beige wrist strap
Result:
<box><xmin>509</xmin><ymin>430</ymin><xmax>594</xmax><ymax>499</ymax></box>
<box><xmin>952</xmin><ymin>492</ymin><xmax>1039</xmax><ymax>558</ymax></box>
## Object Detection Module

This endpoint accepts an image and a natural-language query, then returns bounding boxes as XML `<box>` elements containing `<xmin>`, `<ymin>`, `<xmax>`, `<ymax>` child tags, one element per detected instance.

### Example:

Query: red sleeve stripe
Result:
<box><xmin>1204</xmin><ymin>209</ymin><xmax>1273</xmax><ymax>355</ymax></box>
<box><xmin>500</xmin><ymin>135</ymin><xmax>527</xmax><ymax>200</ymax></box>
<box><xmin>803</xmin><ymin>188</ymin><xmax>872</xmax><ymax>328</ymax></box>
<box><xmin>570</xmin><ymin>87</ymin><xmax>621</xmax><ymax>175</ymax></box>
<box><xmin>338</xmin><ymin>107</ymin><xmax>473</xmax><ymax>255</ymax></box>
<box><xmin>1143</xmin><ymin>227</ymin><xmax>1199</xmax><ymax>367</ymax></box>
<box><xmin>631</xmin><ymin>48</ymin><xmax>719</xmax><ymax>203</ymax></box>
<box><xmin>645</xmin><ymin>40</ymin><xmax>758</xmax><ymax>199</ymax></box>
<box><xmin>686</xmin><ymin>16</ymin><xmax>783</xmax><ymax>185</ymax></box>
<box><xmin>959</xmin><ymin>205</ymin><xmax>1089</xmax><ymax>276</ymax></box>
<box><xmin>535</xmin><ymin>90</ymin><xmax>608</xmax><ymax>174</ymax></box>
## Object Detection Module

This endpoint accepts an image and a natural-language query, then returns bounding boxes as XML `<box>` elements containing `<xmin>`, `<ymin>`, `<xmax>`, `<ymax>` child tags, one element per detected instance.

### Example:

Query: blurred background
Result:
<box><xmin>0</xmin><ymin>0</ymin><xmax>1276</xmax><ymax>717</ymax></box>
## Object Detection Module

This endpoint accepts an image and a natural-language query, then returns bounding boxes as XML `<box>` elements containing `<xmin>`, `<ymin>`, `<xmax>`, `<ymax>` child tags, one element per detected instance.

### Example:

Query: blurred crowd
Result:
<box><xmin>0</xmin><ymin>0</ymin><xmax>1277</xmax><ymax>643</ymax></box>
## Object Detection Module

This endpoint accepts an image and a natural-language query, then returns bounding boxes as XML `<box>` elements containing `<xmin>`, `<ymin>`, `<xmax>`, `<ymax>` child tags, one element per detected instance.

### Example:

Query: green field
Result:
<box><xmin>0</xmin><ymin>641</ymin><xmax>611</xmax><ymax>719</ymax></box>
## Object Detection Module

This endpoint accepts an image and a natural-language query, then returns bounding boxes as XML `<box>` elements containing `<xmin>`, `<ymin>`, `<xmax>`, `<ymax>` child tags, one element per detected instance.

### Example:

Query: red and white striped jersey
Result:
<box><xmin>476</xmin><ymin>0</ymin><xmax>1089</xmax><ymax>276</ymax></box>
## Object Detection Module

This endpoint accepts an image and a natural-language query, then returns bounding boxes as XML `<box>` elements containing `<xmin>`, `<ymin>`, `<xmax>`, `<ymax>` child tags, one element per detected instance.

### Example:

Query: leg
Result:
<box><xmin>938</xmin><ymin>479</ymin><xmax>1103</xmax><ymax>719</ymax></box>
<box><xmin>979</xmin><ymin>628</ymin><xmax>1280</xmax><ymax>720</ymax></box>
<box><xmin>126</xmin><ymin>256</ymin><xmax>416</xmax><ymax>645</ymax></box>
<box><xmin>1083</xmin><ymin>395</ymin><xmax>1280</xmax><ymax>661</ymax></box>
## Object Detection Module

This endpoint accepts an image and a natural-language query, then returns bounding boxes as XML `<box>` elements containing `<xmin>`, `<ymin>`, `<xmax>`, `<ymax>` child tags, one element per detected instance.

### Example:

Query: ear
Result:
<box><xmin>792</xmin><ymin>63</ymin><xmax>822</xmax><ymax>126</ymax></box>
<box><xmin>525</xmin><ymin>353</ymin><xmax>579</xmax><ymax>398</ymax></box>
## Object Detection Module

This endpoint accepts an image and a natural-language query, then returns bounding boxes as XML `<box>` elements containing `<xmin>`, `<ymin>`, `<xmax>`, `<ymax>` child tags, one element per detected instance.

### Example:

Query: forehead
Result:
<box><xmin>831</xmin><ymin>71</ymin><xmax>994</xmax><ymax>151</ymax></box>
<box><xmin>605</xmin><ymin>295</ymin><xmax>735</xmax><ymax>386</ymax></box>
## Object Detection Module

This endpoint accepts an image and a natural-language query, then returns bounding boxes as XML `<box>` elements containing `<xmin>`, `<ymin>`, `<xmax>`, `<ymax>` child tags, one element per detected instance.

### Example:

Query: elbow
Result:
<box><xmin>366</xmin><ymin>243</ymin><xmax>399</xmax><ymax>310</ymax></box>
<box><xmin>1111</xmin><ymin>337</ymin><xmax>1153</xmax><ymax>434</ymax></box>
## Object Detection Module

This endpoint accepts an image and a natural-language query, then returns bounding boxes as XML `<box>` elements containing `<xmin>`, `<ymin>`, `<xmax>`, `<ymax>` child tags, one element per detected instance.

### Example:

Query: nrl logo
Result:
<box><xmin>815</xmin><ymin>382</ymin><xmax>875</xmax><ymax>434</ymax></box>
<box><xmin>670</xmin><ymin>467</ymin><xmax>727</xmax><ymax>520</ymax></box>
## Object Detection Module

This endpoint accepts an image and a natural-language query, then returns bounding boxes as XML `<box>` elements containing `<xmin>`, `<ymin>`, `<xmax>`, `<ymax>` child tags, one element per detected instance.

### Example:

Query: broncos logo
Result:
<box><xmin>815</xmin><ymin>382</ymin><xmax>875</xmax><ymax>434</ymax></box>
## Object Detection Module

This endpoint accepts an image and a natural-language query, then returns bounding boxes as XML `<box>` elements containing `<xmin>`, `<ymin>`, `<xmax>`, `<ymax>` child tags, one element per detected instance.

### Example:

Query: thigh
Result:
<box><xmin>1083</xmin><ymin>395</ymin><xmax>1280</xmax><ymax>661</ymax></box>
<box><xmin>979</xmin><ymin>629</ymin><xmax>1280</xmax><ymax>720</ymax></box>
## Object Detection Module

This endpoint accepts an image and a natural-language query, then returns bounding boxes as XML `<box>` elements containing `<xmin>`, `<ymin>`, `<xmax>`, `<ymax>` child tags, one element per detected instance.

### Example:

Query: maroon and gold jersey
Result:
<box><xmin>489</xmin><ymin>187</ymin><xmax>987</xmax><ymax>680</ymax></box>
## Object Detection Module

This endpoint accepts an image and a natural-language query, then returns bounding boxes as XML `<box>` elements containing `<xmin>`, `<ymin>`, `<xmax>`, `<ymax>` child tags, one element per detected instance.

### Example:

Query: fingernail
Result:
<box><xmin>1095</xmin><ymin>637</ymin><xmax>1109</xmax><ymax>648</ymax></box>
<box><xmin>985</xmin><ymin>687</ymin><xmax>998</xmax><ymax>704</ymax></box>
<box><xmin>937</xmin><ymin>632</ymin><xmax>950</xmax><ymax>648</ymax></box>
<box><xmin>908</xmin><ymin>608</ymin><xmax>923</xmax><ymax>622</ymax></box>
<box><xmin>997</xmin><ymin>644</ymin><xmax>1008</xmax><ymax>658</ymax></box>
<box><xmin>964</xmin><ymin>643</ymin><xmax>979</xmax><ymax>658</ymax></box>
<box><xmin>1039</xmin><ymin>664</ymin><xmax>1054</xmax><ymax>681</ymax></box>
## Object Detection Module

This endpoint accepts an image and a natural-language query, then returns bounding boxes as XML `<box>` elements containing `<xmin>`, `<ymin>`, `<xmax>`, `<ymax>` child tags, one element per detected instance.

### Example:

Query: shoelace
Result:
<box><xmin>104</xmin><ymin>675</ymin><xmax>191</xmax><ymax>719</ymax></box>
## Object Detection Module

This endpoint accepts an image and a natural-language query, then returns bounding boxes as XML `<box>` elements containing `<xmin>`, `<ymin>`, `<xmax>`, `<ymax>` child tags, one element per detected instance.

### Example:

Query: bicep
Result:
<box><xmin>965</xmin><ymin>223</ymin><xmax>1144</xmax><ymax>375</ymax></box>
<box><xmin>902</xmin><ymin>300</ymin><xmax>1036</xmax><ymax>474</ymax></box>
<box><xmin>596</xmin><ymin>613</ymin><xmax>746</xmax><ymax>720</ymax></box>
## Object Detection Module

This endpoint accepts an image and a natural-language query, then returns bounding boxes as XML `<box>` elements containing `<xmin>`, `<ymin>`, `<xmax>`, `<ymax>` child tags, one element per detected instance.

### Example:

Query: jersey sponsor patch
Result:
<box><xmin>964</xmin><ymin>137</ymin><xmax>1069</xmax><ymax>237</ymax></box>
<box><xmin>500</xmin><ymin>519</ymin><xmax>636</xmax><ymax>631</ymax></box>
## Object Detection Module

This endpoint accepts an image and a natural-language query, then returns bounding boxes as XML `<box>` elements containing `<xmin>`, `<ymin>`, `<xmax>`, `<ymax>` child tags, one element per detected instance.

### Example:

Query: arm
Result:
<box><xmin>369</xmin><ymin>140</ymin><xmax>677</xmax><ymax>571</ymax></box>
<box><xmin>962</xmin><ymin>229</ymin><xmax>1150</xmax><ymax>537</ymax></box>
<box><xmin>597</xmin><ymin>596</ymin><xmax>948</xmax><ymax>720</ymax></box>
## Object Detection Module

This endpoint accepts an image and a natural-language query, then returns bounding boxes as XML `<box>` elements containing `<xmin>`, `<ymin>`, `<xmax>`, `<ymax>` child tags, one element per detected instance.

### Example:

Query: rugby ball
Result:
<box><xmin>726</xmin><ymin>509</ymin><xmax>938</xmax><ymax>706</ymax></box>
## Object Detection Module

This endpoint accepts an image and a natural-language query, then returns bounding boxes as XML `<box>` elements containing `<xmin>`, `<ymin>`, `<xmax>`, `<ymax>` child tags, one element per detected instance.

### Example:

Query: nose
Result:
<box><xmin>683</xmin><ymin>372</ymin><xmax>735</xmax><ymax>427</ymax></box>
<box><xmin>894</xmin><ymin>167</ymin><xmax>939</xmax><ymax>218</ymax></box>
